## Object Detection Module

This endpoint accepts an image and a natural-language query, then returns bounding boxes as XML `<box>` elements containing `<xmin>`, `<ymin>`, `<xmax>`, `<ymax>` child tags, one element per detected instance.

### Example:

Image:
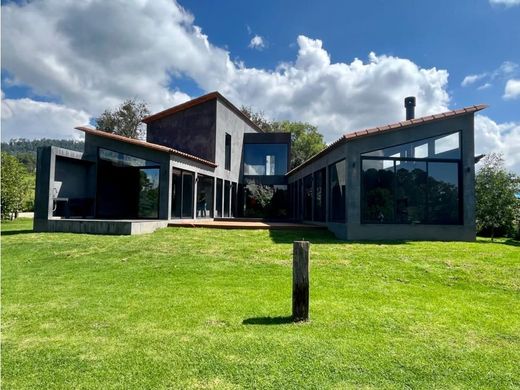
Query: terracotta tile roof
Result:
<box><xmin>142</xmin><ymin>91</ymin><xmax>265</xmax><ymax>133</ymax></box>
<box><xmin>287</xmin><ymin>104</ymin><xmax>488</xmax><ymax>176</ymax></box>
<box><xmin>75</xmin><ymin>126</ymin><xmax>218</xmax><ymax>168</ymax></box>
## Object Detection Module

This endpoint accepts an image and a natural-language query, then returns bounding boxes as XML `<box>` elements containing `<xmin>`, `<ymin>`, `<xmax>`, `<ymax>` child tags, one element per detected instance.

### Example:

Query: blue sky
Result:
<box><xmin>1</xmin><ymin>0</ymin><xmax>519</xmax><ymax>171</ymax></box>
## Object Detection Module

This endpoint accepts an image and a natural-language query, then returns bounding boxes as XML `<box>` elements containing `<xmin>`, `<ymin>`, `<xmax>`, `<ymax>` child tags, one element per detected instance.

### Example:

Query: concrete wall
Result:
<box><xmin>288</xmin><ymin>113</ymin><xmax>476</xmax><ymax>241</ymax></box>
<box><xmin>146</xmin><ymin>99</ymin><xmax>217</xmax><ymax>162</ymax></box>
<box><xmin>214</xmin><ymin>99</ymin><xmax>259</xmax><ymax>183</ymax></box>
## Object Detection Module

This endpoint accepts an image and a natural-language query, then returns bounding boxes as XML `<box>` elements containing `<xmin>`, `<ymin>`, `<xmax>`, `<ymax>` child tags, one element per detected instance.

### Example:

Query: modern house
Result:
<box><xmin>34</xmin><ymin>92</ymin><xmax>486</xmax><ymax>240</ymax></box>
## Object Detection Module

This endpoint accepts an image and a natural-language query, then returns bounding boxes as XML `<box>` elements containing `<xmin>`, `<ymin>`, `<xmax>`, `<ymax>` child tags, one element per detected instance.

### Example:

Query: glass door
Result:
<box><xmin>181</xmin><ymin>172</ymin><xmax>194</xmax><ymax>218</ymax></box>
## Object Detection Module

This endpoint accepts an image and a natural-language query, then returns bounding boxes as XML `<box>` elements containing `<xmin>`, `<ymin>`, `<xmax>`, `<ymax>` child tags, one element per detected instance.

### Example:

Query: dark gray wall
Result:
<box><xmin>146</xmin><ymin>99</ymin><xmax>217</xmax><ymax>162</ymax></box>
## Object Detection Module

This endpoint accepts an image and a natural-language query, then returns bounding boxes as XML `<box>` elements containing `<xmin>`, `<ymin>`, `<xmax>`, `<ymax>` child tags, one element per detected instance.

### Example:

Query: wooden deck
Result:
<box><xmin>168</xmin><ymin>219</ymin><xmax>326</xmax><ymax>230</ymax></box>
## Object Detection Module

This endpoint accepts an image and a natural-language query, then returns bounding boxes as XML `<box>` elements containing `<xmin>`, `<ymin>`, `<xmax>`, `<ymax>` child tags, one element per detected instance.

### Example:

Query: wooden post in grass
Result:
<box><xmin>292</xmin><ymin>241</ymin><xmax>310</xmax><ymax>322</ymax></box>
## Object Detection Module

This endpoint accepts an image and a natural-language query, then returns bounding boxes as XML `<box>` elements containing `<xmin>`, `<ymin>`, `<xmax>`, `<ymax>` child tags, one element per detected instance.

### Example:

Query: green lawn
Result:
<box><xmin>2</xmin><ymin>219</ymin><xmax>519</xmax><ymax>389</ymax></box>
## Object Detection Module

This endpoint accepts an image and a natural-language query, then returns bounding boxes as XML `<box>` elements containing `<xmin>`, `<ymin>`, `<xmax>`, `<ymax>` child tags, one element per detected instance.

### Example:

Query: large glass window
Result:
<box><xmin>196</xmin><ymin>174</ymin><xmax>213</xmax><ymax>218</ymax></box>
<box><xmin>216</xmin><ymin>179</ymin><xmax>223</xmax><ymax>217</ymax></box>
<box><xmin>362</xmin><ymin>160</ymin><xmax>395</xmax><ymax>223</ymax></box>
<box><xmin>97</xmin><ymin>148</ymin><xmax>160</xmax><ymax>219</ymax></box>
<box><xmin>138</xmin><ymin>169</ymin><xmax>160</xmax><ymax>218</ymax></box>
<box><xmin>361</xmin><ymin>132</ymin><xmax>461</xmax><ymax>224</ymax></box>
<box><xmin>303</xmin><ymin>175</ymin><xmax>313</xmax><ymax>220</ymax></box>
<box><xmin>428</xmin><ymin>163</ymin><xmax>460</xmax><ymax>224</ymax></box>
<box><xmin>225</xmin><ymin>133</ymin><xmax>231</xmax><ymax>171</ymax></box>
<box><xmin>181</xmin><ymin>172</ymin><xmax>193</xmax><ymax>218</ymax></box>
<box><xmin>171</xmin><ymin>169</ymin><xmax>182</xmax><ymax>218</ymax></box>
<box><xmin>314</xmin><ymin>168</ymin><xmax>326</xmax><ymax>222</ymax></box>
<box><xmin>362</xmin><ymin>131</ymin><xmax>460</xmax><ymax>160</ymax></box>
<box><xmin>243</xmin><ymin>144</ymin><xmax>289</xmax><ymax>176</ymax></box>
<box><xmin>224</xmin><ymin>180</ymin><xmax>231</xmax><ymax>217</ymax></box>
<box><xmin>329</xmin><ymin>160</ymin><xmax>346</xmax><ymax>222</ymax></box>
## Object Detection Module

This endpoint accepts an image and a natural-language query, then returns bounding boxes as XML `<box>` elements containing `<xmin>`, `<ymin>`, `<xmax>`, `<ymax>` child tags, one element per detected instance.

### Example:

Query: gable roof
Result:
<box><xmin>75</xmin><ymin>126</ymin><xmax>217</xmax><ymax>168</ymax></box>
<box><xmin>286</xmin><ymin>104</ymin><xmax>488</xmax><ymax>176</ymax></box>
<box><xmin>142</xmin><ymin>91</ymin><xmax>264</xmax><ymax>133</ymax></box>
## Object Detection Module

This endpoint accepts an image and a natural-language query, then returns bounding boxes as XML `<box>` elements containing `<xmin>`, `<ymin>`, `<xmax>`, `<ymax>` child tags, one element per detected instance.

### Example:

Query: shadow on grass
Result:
<box><xmin>242</xmin><ymin>316</ymin><xmax>294</xmax><ymax>325</ymax></box>
<box><xmin>0</xmin><ymin>229</ymin><xmax>34</xmax><ymax>236</ymax></box>
<box><xmin>268</xmin><ymin>229</ymin><xmax>409</xmax><ymax>245</ymax></box>
<box><xmin>477</xmin><ymin>238</ymin><xmax>520</xmax><ymax>247</ymax></box>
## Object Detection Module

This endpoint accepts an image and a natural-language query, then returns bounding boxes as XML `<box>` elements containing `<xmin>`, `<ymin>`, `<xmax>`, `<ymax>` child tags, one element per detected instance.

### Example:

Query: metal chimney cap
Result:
<box><xmin>404</xmin><ymin>96</ymin><xmax>416</xmax><ymax>107</ymax></box>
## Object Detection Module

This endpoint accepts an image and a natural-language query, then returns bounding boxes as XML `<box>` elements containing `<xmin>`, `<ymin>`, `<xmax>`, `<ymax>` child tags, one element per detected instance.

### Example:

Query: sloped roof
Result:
<box><xmin>75</xmin><ymin>126</ymin><xmax>217</xmax><ymax>168</ymax></box>
<box><xmin>141</xmin><ymin>91</ymin><xmax>264</xmax><ymax>133</ymax></box>
<box><xmin>287</xmin><ymin>104</ymin><xmax>488</xmax><ymax>176</ymax></box>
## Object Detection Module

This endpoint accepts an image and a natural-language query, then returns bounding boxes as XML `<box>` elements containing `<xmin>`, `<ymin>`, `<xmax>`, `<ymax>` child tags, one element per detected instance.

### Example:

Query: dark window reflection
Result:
<box><xmin>182</xmin><ymin>173</ymin><xmax>193</xmax><ymax>218</ymax></box>
<box><xmin>171</xmin><ymin>169</ymin><xmax>182</xmax><ymax>218</ymax></box>
<box><xmin>362</xmin><ymin>131</ymin><xmax>460</xmax><ymax>160</ymax></box>
<box><xmin>361</xmin><ymin>159</ymin><xmax>461</xmax><ymax>225</ymax></box>
<box><xmin>216</xmin><ymin>179</ymin><xmax>223</xmax><ymax>217</ymax></box>
<box><xmin>303</xmin><ymin>175</ymin><xmax>313</xmax><ymax>220</ymax></box>
<box><xmin>428</xmin><ymin>163</ymin><xmax>460</xmax><ymax>224</ymax></box>
<box><xmin>329</xmin><ymin>160</ymin><xmax>346</xmax><ymax>222</ymax></box>
<box><xmin>395</xmin><ymin>161</ymin><xmax>427</xmax><ymax>223</ymax></box>
<box><xmin>362</xmin><ymin>160</ymin><xmax>395</xmax><ymax>223</ymax></box>
<box><xmin>196</xmin><ymin>175</ymin><xmax>213</xmax><ymax>218</ymax></box>
<box><xmin>314</xmin><ymin>168</ymin><xmax>326</xmax><ymax>222</ymax></box>
<box><xmin>138</xmin><ymin>168</ymin><xmax>160</xmax><ymax>218</ymax></box>
<box><xmin>244</xmin><ymin>183</ymin><xmax>288</xmax><ymax>218</ymax></box>
<box><xmin>224</xmin><ymin>180</ymin><xmax>230</xmax><ymax>217</ymax></box>
<box><xmin>243</xmin><ymin>144</ymin><xmax>288</xmax><ymax>176</ymax></box>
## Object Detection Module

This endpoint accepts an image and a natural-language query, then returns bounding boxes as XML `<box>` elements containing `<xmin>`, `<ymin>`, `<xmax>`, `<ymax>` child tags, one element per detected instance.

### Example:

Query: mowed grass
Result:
<box><xmin>1</xmin><ymin>219</ymin><xmax>520</xmax><ymax>389</ymax></box>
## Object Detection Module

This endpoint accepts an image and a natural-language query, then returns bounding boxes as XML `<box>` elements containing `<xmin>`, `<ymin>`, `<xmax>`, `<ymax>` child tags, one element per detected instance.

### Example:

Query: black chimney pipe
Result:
<box><xmin>404</xmin><ymin>96</ymin><xmax>416</xmax><ymax>120</ymax></box>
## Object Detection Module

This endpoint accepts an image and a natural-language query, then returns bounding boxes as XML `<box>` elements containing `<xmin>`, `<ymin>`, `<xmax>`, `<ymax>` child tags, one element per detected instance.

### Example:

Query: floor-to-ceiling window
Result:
<box><xmin>216</xmin><ymin>179</ymin><xmax>223</xmax><ymax>217</ymax></box>
<box><xmin>181</xmin><ymin>172</ymin><xmax>194</xmax><ymax>218</ymax></box>
<box><xmin>303</xmin><ymin>174</ymin><xmax>313</xmax><ymax>220</ymax></box>
<box><xmin>329</xmin><ymin>160</ymin><xmax>346</xmax><ymax>222</ymax></box>
<box><xmin>313</xmin><ymin>168</ymin><xmax>326</xmax><ymax>222</ymax></box>
<box><xmin>361</xmin><ymin>131</ymin><xmax>462</xmax><ymax>224</ymax></box>
<box><xmin>196</xmin><ymin>174</ymin><xmax>214</xmax><ymax>218</ymax></box>
<box><xmin>97</xmin><ymin>148</ymin><xmax>160</xmax><ymax>219</ymax></box>
<box><xmin>224</xmin><ymin>180</ymin><xmax>231</xmax><ymax>217</ymax></box>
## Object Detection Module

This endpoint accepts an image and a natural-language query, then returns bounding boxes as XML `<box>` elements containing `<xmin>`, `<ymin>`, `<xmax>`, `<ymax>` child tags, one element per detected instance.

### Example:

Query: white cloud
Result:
<box><xmin>477</xmin><ymin>82</ymin><xmax>492</xmax><ymax>90</ymax></box>
<box><xmin>462</xmin><ymin>73</ymin><xmax>486</xmax><ymax>87</ymax></box>
<box><xmin>1</xmin><ymin>96</ymin><xmax>90</xmax><ymax>140</ymax></box>
<box><xmin>503</xmin><ymin>79</ymin><xmax>520</xmax><ymax>99</ymax></box>
<box><xmin>249</xmin><ymin>35</ymin><xmax>265</xmax><ymax>50</ymax></box>
<box><xmin>222</xmin><ymin>36</ymin><xmax>450</xmax><ymax>141</ymax></box>
<box><xmin>475</xmin><ymin>115</ymin><xmax>520</xmax><ymax>174</ymax></box>
<box><xmin>489</xmin><ymin>0</ymin><xmax>520</xmax><ymax>6</ymax></box>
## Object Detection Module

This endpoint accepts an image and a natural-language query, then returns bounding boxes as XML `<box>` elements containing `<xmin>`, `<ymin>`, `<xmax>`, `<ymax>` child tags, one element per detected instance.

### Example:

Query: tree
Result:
<box><xmin>1</xmin><ymin>152</ymin><xmax>30</xmax><ymax>220</ymax></box>
<box><xmin>240</xmin><ymin>106</ymin><xmax>326</xmax><ymax>169</ymax></box>
<box><xmin>96</xmin><ymin>99</ymin><xmax>150</xmax><ymax>139</ymax></box>
<box><xmin>475</xmin><ymin>153</ymin><xmax>519</xmax><ymax>240</ymax></box>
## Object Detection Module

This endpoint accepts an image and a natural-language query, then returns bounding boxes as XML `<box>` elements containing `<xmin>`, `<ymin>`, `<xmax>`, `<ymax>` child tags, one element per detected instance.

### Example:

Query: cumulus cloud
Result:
<box><xmin>462</xmin><ymin>73</ymin><xmax>486</xmax><ymax>87</ymax></box>
<box><xmin>248</xmin><ymin>35</ymin><xmax>266</xmax><ymax>50</ymax></box>
<box><xmin>503</xmin><ymin>79</ymin><xmax>520</xmax><ymax>99</ymax></box>
<box><xmin>1</xmin><ymin>0</ymin><xmax>214</xmax><ymax>115</ymax></box>
<box><xmin>489</xmin><ymin>0</ymin><xmax>520</xmax><ymax>6</ymax></box>
<box><xmin>475</xmin><ymin>115</ymin><xmax>520</xmax><ymax>173</ymax></box>
<box><xmin>1</xmin><ymin>96</ymin><xmax>90</xmax><ymax>140</ymax></box>
<box><xmin>223</xmin><ymin>36</ymin><xmax>449</xmax><ymax>141</ymax></box>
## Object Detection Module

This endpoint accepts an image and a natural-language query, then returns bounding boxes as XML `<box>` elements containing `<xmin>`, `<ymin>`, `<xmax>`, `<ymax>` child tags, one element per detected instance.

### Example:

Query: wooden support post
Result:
<box><xmin>292</xmin><ymin>240</ymin><xmax>310</xmax><ymax>322</ymax></box>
